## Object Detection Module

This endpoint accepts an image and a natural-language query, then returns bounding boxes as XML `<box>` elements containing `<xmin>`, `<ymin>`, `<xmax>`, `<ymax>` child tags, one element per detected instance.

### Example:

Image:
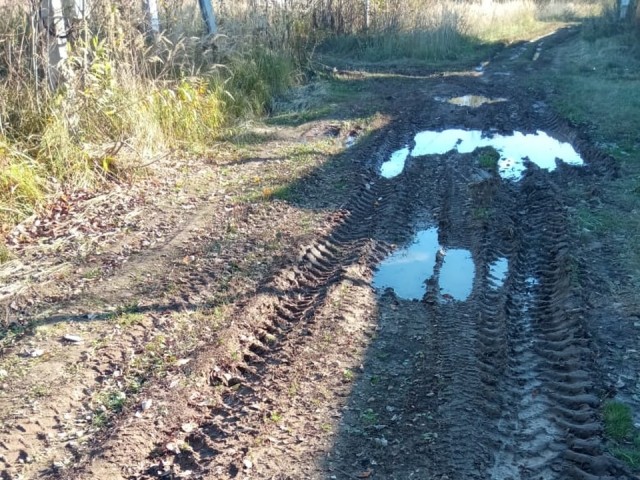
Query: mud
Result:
<box><xmin>12</xmin><ymin>27</ymin><xmax>637</xmax><ymax>480</ymax></box>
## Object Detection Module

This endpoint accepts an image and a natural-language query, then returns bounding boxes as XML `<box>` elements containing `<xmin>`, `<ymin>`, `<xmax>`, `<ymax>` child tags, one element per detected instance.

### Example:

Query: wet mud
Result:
<box><xmin>64</xmin><ymin>28</ymin><xmax>635</xmax><ymax>480</ymax></box>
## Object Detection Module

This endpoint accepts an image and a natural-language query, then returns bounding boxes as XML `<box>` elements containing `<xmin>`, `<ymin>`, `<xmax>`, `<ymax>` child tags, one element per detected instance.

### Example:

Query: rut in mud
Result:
<box><xmin>63</xmin><ymin>30</ymin><xmax>636</xmax><ymax>480</ymax></box>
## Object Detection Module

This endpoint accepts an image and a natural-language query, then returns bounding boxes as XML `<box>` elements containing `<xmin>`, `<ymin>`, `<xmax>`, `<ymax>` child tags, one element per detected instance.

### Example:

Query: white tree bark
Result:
<box><xmin>199</xmin><ymin>0</ymin><xmax>217</xmax><ymax>35</ymax></box>
<box><xmin>144</xmin><ymin>0</ymin><xmax>161</xmax><ymax>35</ymax></box>
<box><xmin>365</xmin><ymin>0</ymin><xmax>370</xmax><ymax>30</ymax></box>
<box><xmin>40</xmin><ymin>0</ymin><xmax>68</xmax><ymax>90</ymax></box>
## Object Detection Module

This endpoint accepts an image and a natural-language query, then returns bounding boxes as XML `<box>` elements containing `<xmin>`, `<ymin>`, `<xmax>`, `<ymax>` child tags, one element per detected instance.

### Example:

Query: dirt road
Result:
<box><xmin>2</xmin><ymin>28</ymin><xmax>638</xmax><ymax>480</ymax></box>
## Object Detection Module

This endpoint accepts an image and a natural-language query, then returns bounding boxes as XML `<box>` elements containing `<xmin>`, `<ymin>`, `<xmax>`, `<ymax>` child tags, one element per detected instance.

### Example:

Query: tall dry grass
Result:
<box><xmin>0</xmin><ymin>0</ymin><xmax>612</xmax><ymax>234</ymax></box>
<box><xmin>0</xmin><ymin>0</ymin><xmax>297</xmax><ymax>231</ymax></box>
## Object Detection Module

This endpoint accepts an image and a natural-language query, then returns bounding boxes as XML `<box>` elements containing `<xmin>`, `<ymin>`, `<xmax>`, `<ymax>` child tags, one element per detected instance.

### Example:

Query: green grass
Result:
<box><xmin>604</xmin><ymin>401</ymin><xmax>634</xmax><ymax>441</ymax></box>
<box><xmin>549</xmin><ymin>34</ymin><xmax>640</xmax><ymax>152</ymax></box>
<box><xmin>321</xmin><ymin>29</ymin><xmax>484</xmax><ymax>64</ymax></box>
<box><xmin>114</xmin><ymin>312</ymin><xmax>146</xmax><ymax>328</ymax></box>
<box><xmin>360</xmin><ymin>408</ymin><xmax>379</xmax><ymax>424</ymax></box>
<box><xmin>477</xmin><ymin>147</ymin><xmax>500</xmax><ymax>171</ymax></box>
<box><xmin>547</xmin><ymin>28</ymin><xmax>640</xmax><ymax>281</ymax></box>
<box><xmin>603</xmin><ymin>401</ymin><xmax>640</xmax><ymax>469</ymax></box>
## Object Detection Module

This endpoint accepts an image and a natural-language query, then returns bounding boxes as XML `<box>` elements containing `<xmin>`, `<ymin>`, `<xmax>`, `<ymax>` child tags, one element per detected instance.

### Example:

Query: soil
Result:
<box><xmin>2</xmin><ymin>26</ymin><xmax>640</xmax><ymax>480</ymax></box>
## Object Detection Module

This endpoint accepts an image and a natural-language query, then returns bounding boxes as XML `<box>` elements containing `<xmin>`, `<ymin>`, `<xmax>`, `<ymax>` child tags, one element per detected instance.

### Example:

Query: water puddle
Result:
<box><xmin>373</xmin><ymin>228</ymin><xmax>475</xmax><ymax>301</ymax></box>
<box><xmin>373</xmin><ymin>228</ymin><xmax>439</xmax><ymax>299</ymax></box>
<box><xmin>380</xmin><ymin>129</ymin><xmax>584</xmax><ymax>181</ymax></box>
<box><xmin>488</xmin><ymin>258</ymin><xmax>509</xmax><ymax>289</ymax></box>
<box><xmin>380</xmin><ymin>147</ymin><xmax>410</xmax><ymax>179</ymax></box>
<box><xmin>438</xmin><ymin>95</ymin><xmax>507</xmax><ymax>108</ymax></box>
<box><xmin>440</xmin><ymin>249</ymin><xmax>475</xmax><ymax>300</ymax></box>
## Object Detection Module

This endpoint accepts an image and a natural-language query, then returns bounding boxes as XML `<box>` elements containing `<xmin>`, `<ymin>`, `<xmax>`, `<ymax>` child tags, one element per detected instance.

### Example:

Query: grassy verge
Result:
<box><xmin>544</xmin><ymin>25</ymin><xmax>640</xmax><ymax>277</ymax></box>
<box><xmin>544</xmin><ymin>18</ymin><xmax>640</xmax><ymax>470</ymax></box>
<box><xmin>317</xmin><ymin>0</ymin><xmax>604</xmax><ymax>66</ymax></box>
<box><xmin>0</xmin><ymin>43</ymin><xmax>296</xmax><ymax>231</ymax></box>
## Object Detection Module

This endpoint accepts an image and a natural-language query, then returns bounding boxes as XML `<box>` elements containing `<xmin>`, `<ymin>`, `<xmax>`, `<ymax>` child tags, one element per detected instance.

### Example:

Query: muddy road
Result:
<box><xmin>4</xmin><ymin>29</ymin><xmax>638</xmax><ymax>480</ymax></box>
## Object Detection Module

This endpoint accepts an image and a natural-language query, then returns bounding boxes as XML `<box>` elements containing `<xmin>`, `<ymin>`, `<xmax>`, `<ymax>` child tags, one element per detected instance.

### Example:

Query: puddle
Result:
<box><xmin>380</xmin><ymin>147</ymin><xmax>410</xmax><ymax>179</ymax></box>
<box><xmin>440</xmin><ymin>249</ymin><xmax>475</xmax><ymax>301</ymax></box>
<box><xmin>373</xmin><ymin>228</ymin><xmax>475</xmax><ymax>301</ymax></box>
<box><xmin>440</xmin><ymin>95</ymin><xmax>507</xmax><ymax>108</ymax></box>
<box><xmin>373</xmin><ymin>228</ymin><xmax>439</xmax><ymax>299</ymax></box>
<box><xmin>380</xmin><ymin>129</ymin><xmax>583</xmax><ymax>181</ymax></box>
<box><xmin>489</xmin><ymin>258</ymin><xmax>509</xmax><ymax>288</ymax></box>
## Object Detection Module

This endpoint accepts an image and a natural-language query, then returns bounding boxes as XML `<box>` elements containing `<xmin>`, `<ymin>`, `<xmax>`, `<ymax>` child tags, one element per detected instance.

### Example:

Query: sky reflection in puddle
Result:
<box><xmin>374</xmin><ymin>228</ymin><xmax>475</xmax><ymax>302</ymax></box>
<box><xmin>380</xmin><ymin>129</ymin><xmax>583</xmax><ymax>181</ymax></box>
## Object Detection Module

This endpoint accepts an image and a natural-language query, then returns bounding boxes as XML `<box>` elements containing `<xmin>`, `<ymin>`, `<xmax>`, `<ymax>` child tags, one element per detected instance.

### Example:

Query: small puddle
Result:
<box><xmin>373</xmin><ymin>228</ymin><xmax>475</xmax><ymax>301</ymax></box>
<box><xmin>488</xmin><ymin>258</ymin><xmax>509</xmax><ymax>289</ymax></box>
<box><xmin>373</xmin><ymin>228</ymin><xmax>439</xmax><ymax>299</ymax></box>
<box><xmin>380</xmin><ymin>147</ymin><xmax>410</xmax><ymax>179</ymax></box>
<box><xmin>440</xmin><ymin>95</ymin><xmax>507</xmax><ymax>108</ymax></box>
<box><xmin>380</xmin><ymin>129</ymin><xmax>583</xmax><ymax>181</ymax></box>
<box><xmin>440</xmin><ymin>249</ymin><xmax>475</xmax><ymax>301</ymax></box>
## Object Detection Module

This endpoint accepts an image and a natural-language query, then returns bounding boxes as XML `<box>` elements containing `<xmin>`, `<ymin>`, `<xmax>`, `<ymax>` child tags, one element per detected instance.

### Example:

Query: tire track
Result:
<box><xmin>130</xmin><ymin>165</ymin><xmax>420</xmax><ymax>478</ymax></box>
<box><xmin>489</xmin><ymin>173</ymin><xmax>631</xmax><ymax>479</ymax></box>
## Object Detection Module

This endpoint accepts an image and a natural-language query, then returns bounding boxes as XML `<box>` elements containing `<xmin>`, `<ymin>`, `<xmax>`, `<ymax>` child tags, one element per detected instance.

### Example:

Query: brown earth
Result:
<box><xmin>1</xmin><ymin>26</ymin><xmax>640</xmax><ymax>480</ymax></box>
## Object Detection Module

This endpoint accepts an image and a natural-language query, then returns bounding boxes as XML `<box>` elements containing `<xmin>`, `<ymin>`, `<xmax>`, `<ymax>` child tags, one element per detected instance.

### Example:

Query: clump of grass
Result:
<box><xmin>477</xmin><ymin>147</ymin><xmax>500</xmax><ymax>171</ymax></box>
<box><xmin>360</xmin><ymin>408</ymin><xmax>379</xmax><ymax>424</ymax></box>
<box><xmin>604</xmin><ymin>401</ymin><xmax>634</xmax><ymax>441</ymax></box>
<box><xmin>0</xmin><ymin>243</ymin><xmax>12</xmax><ymax>264</ymax></box>
<box><xmin>603</xmin><ymin>401</ymin><xmax>640</xmax><ymax>469</ymax></box>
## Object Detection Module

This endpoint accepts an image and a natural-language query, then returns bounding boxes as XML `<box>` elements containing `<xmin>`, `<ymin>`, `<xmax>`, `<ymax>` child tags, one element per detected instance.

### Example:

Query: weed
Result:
<box><xmin>29</xmin><ymin>384</ymin><xmax>50</xmax><ymax>399</ymax></box>
<box><xmin>82</xmin><ymin>268</ymin><xmax>102</xmax><ymax>279</ymax></box>
<box><xmin>115</xmin><ymin>301</ymin><xmax>141</xmax><ymax>316</ymax></box>
<box><xmin>603</xmin><ymin>401</ymin><xmax>640</xmax><ymax>469</ymax></box>
<box><xmin>0</xmin><ymin>244</ymin><xmax>12</xmax><ymax>264</ymax></box>
<box><xmin>604</xmin><ymin>401</ymin><xmax>634</xmax><ymax>441</ymax></box>
<box><xmin>321</xmin><ymin>423</ymin><xmax>333</xmax><ymax>432</ymax></box>
<box><xmin>114</xmin><ymin>312</ymin><xmax>146</xmax><ymax>328</ymax></box>
<box><xmin>102</xmin><ymin>390</ymin><xmax>127</xmax><ymax>413</ymax></box>
<box><xmin>477</xmin><ymin>147</ymin><xmax>500</xmax><ymax>171</ymax></box>
<box><xmin>360</xmin><ymin>408</ymin><xmax>378</xmax><ymax>424</ymax></box>
<box><xmin>92</xmin><ymin>390</ymin><xmax>127</xmax><ymax>428</ymax></box>
<box><xmin>343</xmin><ymin>369</ymin><xmax>355</xmax><ymax>382</ymax></box>
<box><xmin>269</xmin><ymin>411</ymin><xmax>283</xmax><ymax>423</ymax></box>
<box><xmin>473</xmin><ymin>207</ymin><xmax>491</xmax><ymax>221</ymax></box>
<box><xmin>92</xmin><ymin>411</ymin><xmax>108</xmax><ymax>429</ymax></box>
<box><xmin>288</xmin><ymin>381</ymin><xmax>299</xmax><ymax>397</ymax></box>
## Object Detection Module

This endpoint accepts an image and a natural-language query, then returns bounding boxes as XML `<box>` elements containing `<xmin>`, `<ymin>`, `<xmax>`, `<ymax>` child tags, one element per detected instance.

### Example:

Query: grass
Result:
<box><xmin>546</xmin><ymin>25</ymin><xmax>640</xmax><ymax>279</ymax></box>
<box><xmin>603</xmin><ymin>401</ymin><xmax>640</xmax><ymax>469</ymax></box>
<box><xmin>0</xmin><ymin>243</ymin><xmax>11</xmax><ymax>264</ymax></box>
<box><xmin>477</xmin><ymin>147</ymin><xmax>500</xmax><ymax>171</ymax></box>
<box><xmin>0</xmin><ymin>0</ymin><xmax>605</xmax><ymax>234</ymax></box>
<box><xmin>318</xmin><ymin>0</ymin><xmax>603</xmax><ymax>66</ymax></box>
<box><xmin>550</xmin><ymin>34</ymin><xmax>640</xmax><ymax>151</ymax></box>
<box><xmin>604</xmin><ymin>401</ymin><xmax>634</xmax><ymax>441</ymax></box>
<box><xmin>0</xmin><ymin>21</ymin><xmax>297</xmax><ymax>230</ymax></box>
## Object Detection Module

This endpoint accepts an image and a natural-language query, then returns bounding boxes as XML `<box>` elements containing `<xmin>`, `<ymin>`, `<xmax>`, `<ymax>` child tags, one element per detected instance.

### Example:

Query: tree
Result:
<box><xmin>198</xmin><ymin>0</ymin><xmax>217</xmax><ymax>35</ymax></box>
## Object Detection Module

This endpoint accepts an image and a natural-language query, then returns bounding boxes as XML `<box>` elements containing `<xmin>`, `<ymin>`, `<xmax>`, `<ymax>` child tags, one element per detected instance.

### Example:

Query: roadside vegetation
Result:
<box><xmin>0</xmin><ymin>0</ymin><xmax>612</xmax><ymax>237</ymax></box>
<box><xmin>544</xmin><ymin>5</ymin><xmax>640</xmax><ymax>275</ymax></box>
